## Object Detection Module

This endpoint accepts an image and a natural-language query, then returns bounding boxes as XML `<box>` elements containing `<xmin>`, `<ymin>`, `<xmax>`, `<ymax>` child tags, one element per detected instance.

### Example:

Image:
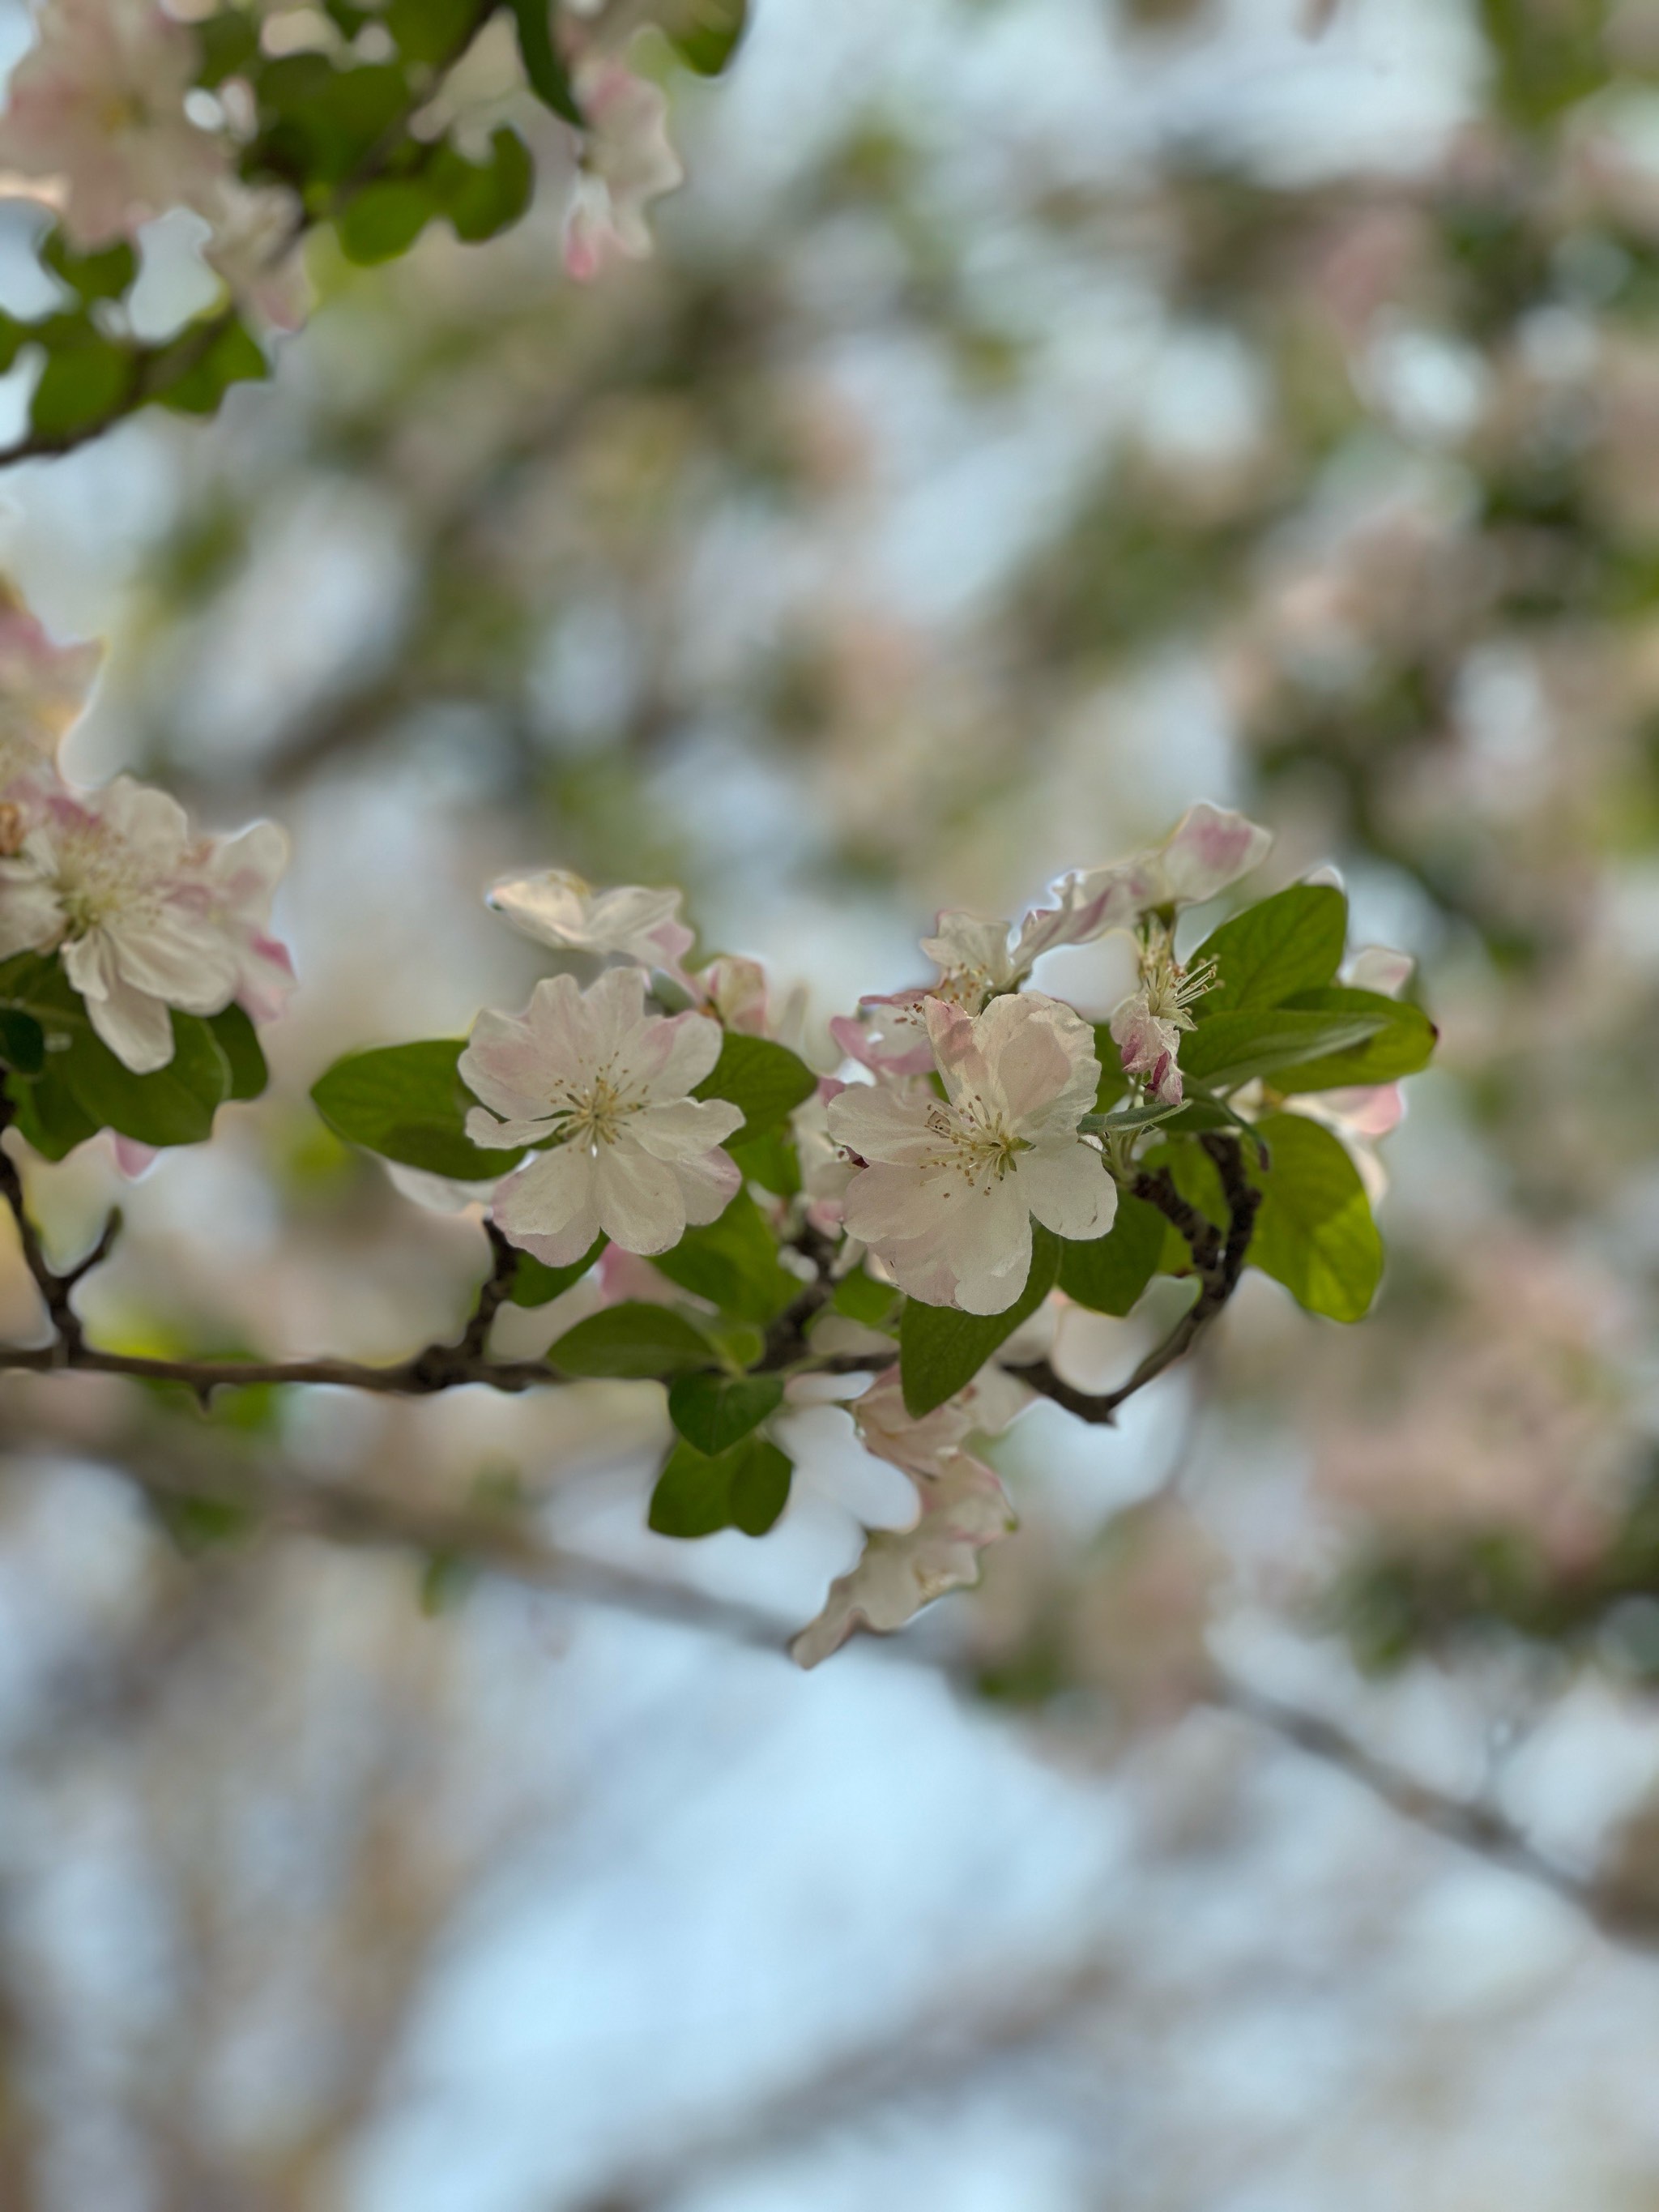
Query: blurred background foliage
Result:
<box><xmin>12</xmin><ymin>0</ymin><xmax>1659</xmax><ymax>2206</ymax></box>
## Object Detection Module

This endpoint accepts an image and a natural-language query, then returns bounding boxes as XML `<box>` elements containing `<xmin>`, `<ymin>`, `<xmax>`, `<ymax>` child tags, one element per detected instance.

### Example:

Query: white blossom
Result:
<box><xmin>1107</xmin><ymin>926</ymin><xmax>1218</xmax><ymax>1107</ymax></box>
<box><xmin>791</xmin><ymin>1368</ymin><xmax>1022</xmax><ymax>1667</ymax></box>
<box><xmin>1027</xmin><ymin>802</ymin><xmax>1273</xmax><ymax>959</ymax></box>
<box><xmin>486</xmin><ymin>865</ymin><xmax>694</xmax><ymax>980</ymax></box>
<box><xmin>562</xmin><ymin>58</ymin><xmax>683</xmax><ymax>282</ymax></box>
<box><xmin>0</xmin><ymin>0</ymin><xmax>230</xmax><ymax>246</ymax></box>
<box><xmin>0</xmin><ymin>779</ymin><xmax>284</xmax><ymax>1071</ymax></box>
<box><xmin>460</xmin><ymin>964</ymin><xmax>744</xmax><ymax>1266</ymax></box>
<box><xmin>828</xmin><ymin>993</ymin><xmax>1116</xmax><ymax>1314</ymax></box>
<box><xmin>182</xmin><ymin>819</ymin><xmax>293</xmax><ymax>1023</ymax></box>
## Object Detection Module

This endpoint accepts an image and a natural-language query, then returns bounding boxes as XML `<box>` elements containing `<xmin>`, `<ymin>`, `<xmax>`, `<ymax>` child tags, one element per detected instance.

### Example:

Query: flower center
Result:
<box><xmin>923</xmin><ymin>1095</ymin><xmax>1030</xmax><ymax>1192</ymax></box>
<box><xmin>544</xmin><ymin>1059</ymin><xmax>646</xmax><ymax>1151</ymax></box>
<box><xmin>52</xmin><ymin>822</ymin><xmax>161</xmax><ymax>940</ymax></box>
<box><xmin>1139</xmin><ymin>930</ymin><xmax>1217</xmax><ymax>1031</ymax></box>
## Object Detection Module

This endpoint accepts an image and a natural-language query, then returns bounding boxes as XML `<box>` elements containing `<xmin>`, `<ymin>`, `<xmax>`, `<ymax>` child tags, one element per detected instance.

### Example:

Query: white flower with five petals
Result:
<box><xmin>0</xmin><ymin>0</ymin><xmax>230</xmax><ymax>246</ymax></box>
<box><xmin>0</xmin><ymin>779</ymin><xmax>285</xmax><ymax>1071</ymax></box>
<box><xmin>461</xmin><ymin>965</ymin><xmax>744</xmax><ymax>1266</ymax></box>
<box><xmin>828</xmin><ymin>993</ymin><xmax>1116</xmax><ymax>1314</ymax></box>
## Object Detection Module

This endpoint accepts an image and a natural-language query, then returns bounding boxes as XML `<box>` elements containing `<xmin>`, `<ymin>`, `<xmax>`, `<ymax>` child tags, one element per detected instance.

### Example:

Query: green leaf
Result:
<box><xmin>1273</xmin><ymin>988</ymin><xmax>1438</xmax><ymax>1091</ymax></box>
<box><xmin>151</xmin><ymin>315</ymin><xmax>269</xmax><ymax>416</ymax></box>
<box><xmin>431</xmin><ymin>126</ymin><xmax>534</xmax><ymax>244</ymax></box>
<box><xmin>256</xmin><ymin>58</ymin><xmax>412</xmax><ymax>186</ymax></box>
<box><xmin>1081</xmin><ymin>1099</ymin><xmax>1186</xmax><ymax>1135</ymax></box>
<box><xmin>41</xmin><ymin>231</ymin><xmax>138</xmax><ymax>304</ymax></box>
<box><xmin>30</xmin><ymin>328</ymin><xmax>136</xmax><ymax>440</ymax></box>
<box><xmin>727</xmin><ymin>1124</ymin><xmax>801</xmax><ymax>1196</ymax></box>
<box><xmin>194</xmin><ymin>10</ymin><xmax>262</xmax><ymax>86</ymax></box>
<box><xmin>547</xmin><ymin>1302</ymin><xmax>715</xmax><ymax>1378</ymax></box>
<box><xmin>58</xmin><ymin>1011</ymin><xmax>232</xmax><ymax>1147</ymax></box>
<box><xmin>336</xmin><ymin>177</ymin><xmax>434</xmax><ymax>264</ymax></box>
<box><xmin>207</xmin><ymin>1004</ymin><xmax>268</xmax><ymax>1101</ymax></box>
<box><xmin>1189</xmin><ymin>885</ymin><xmax>1347</xmax><ymax>1018</ymax></box>
<box><xmin>310</xmin><ymin>1038</ymin><xmax>519</xmax><ymax>1180</ymax></box>
<box><xmin>1249</xmin><ymin>1112</ymin><xmax>1382</xmax><ymax>1323</ymax></box>
<box><xmin>648</xmin><ymin>1432</ymin><xmax>793</xmax><ymax>1538</ymax></box>
<box><xmin>650</xmin><ymin>1188</ymin><xmax>798</xmax><ymax>1322</ymax></box>
<box><xmin>5</xmin><ymin>1064</ymin><xmax>96</xmax><ymax>1162</ymax></box>
<box><xmin>1180</xmin><ymin>1009</ymin><xmax>1387</xmax><ymax>1092</ymax></box>
<box><xmin>509</xmin><ymin>1235</ymin><xmax>606</xmax><ymax>1309</ymax></box>
<box><xmin>506</xmin><ymin>0</ymin><xmax>582</xmax><ymax>122</ymax></box>
<box><xmin>0</xmin><ymin>1010</ymin><xmax>45</xmax><ymax>1077</ymax></box>
<box><xmin>667</xmin><ymin>1370</ymin><xmax>783</xmax><ymax>1454</ymax></box>
<box><xmin>899</xmin><ymin>1223</ymin><xmax>1060</xmax><ymax>1419</ymax></box>
<box><xmin>383</xmin><ymin>0</ymin><xmax>479</xmax><ymax>65</ymax></box>
<box><xmin>663</xmin><ymin>0</ymin><xmax>749</xmax><ymax>73</ymax></box>
<box><xmin>831</xmin><ymin>1266</ymin><xmax>901</xmax><ymax>1329</ymax></box>
<box><xmin>694</xmin><ymin>1032</ymin><xmax>816</xmax><ymax>1136</ymax></box>
<box><xmin>1056</xmin><ymin>1194</ymin><xmax>1165</xmax><ymax>1316</ymax></box>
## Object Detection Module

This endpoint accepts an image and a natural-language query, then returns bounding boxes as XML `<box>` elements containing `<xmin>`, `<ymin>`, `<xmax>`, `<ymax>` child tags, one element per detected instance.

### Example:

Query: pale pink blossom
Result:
<box><xmin>1107</xmin><ymin>926</ymin><xmax>1218</xmax><ymax>1107</ymax></box>
<box><xmin>1033</xmin><ymin>803</ymin><xmax>1274</xmax><ymax>955</ymax></box>
<box><xmin>461</xmin><ymin>965</ymin><xmax>743</xmax><ymax>1266</ymax></box>
<box><xmin>487</xmin><ymin>866</ymin><xmax>694</xmax><ymax>980</ymax></box>
<box><xmin>696</xmin><ymin>953</ymin><xmax>768</xmax><ymax>1035</ymax></box>
<box><xmin>0</xmin><ymin>779</ymin><xmax>273</xmax><ymax>1071</ymax></box>
<box><xmin>201</xmin><ymin>181</ymin><xmax>310</xmax><ymax>333</ymax></box>
<box><xmin>829</xmin><ymin>993</ymin><xmax>1116</xmax><ymax>1314</ymax></box>
<box><xmin>1109</xmin><ymin>995</ymin><xmax>1185</xmax><ymax>1105</ymax></box>
<box><xmin>562</xmin><ymin>59</ymin><xmax>683</xmax><ymax>283</ymax></box>
<box><xmin>181</xmin><ymin>819</ymin><xmax>294</xmax><ymax>1023</ymax></box>
<box><xmin>791</xmin><ymin>1368</ymin><xmax>1022</xmax><ymax>1666</ymax></box>
<box><xmin>0</xmin><ymin>583</ymin><xmax>100</xmax><ymax>769</ymax></box>
<box><xmin>0</xmin><ymin>0</ymin><xmax>230</xmax><ymax>246</ymax></box>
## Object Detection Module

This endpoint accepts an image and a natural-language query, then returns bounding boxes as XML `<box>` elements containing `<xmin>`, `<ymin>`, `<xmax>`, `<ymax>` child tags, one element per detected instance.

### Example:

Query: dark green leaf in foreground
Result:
<box><xmin>1248</xmin><ymin>1112</ymin><xmax>1383</xmax><ymax>1322</ymax></box>
<box><xmin>1189</xmin><ymin>885</ymin><xmax>1348</xmax><ymax>1018</ymax></box>
<box><xmin>651</xmin><ymin>1188</ymin><xmax>800</xmax><ymax>1322</ymax></box>
<box><xmin>694</xmin><ymin>1031</ymin><xmax>816</xmax><ymax>1136</ymax></box>
<box><xmin>1056</xmin><ymin>1193</ymin><xmax>1165</xmax><ymax>1316</ymax></box>
<box><xmin>667</xmin><ymin>1370</ymin><xmax>784</xmax><ymax>1454</ymax></box>
<box><xmin>900</xmin><ymin>1223</ymin><xmax>1060</xmax><ymax>1418</ymax></box>
<box><xmin>547</xmin><ymin>1302</ymin><xmax>716</xmax><ymax>1379</ymax></box>
<box><xmin>311</xmin><ymin>1039</ymin><xmax>518</xmax><ymax>1180</ymax></box>
<box><xmin>207</xmin><ymin>1004</ymin><xmax>269</xmax><ymax>1101</ymax></box>
<box><xmin>649</xmin><ymin>1431</ymin><xmax>793</xmax><ymax>1538</ymax></box>
<box><xmin>510</xmin><ymin>1236</ymin><xmax>608</xmax><ymax>1309</ymax></box>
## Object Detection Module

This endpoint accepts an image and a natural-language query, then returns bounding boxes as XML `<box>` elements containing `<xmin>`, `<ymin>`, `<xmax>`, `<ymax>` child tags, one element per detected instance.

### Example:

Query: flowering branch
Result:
<box><xmin>1008</xmin><ymin>1134</ymin><xmax>1264</xmax><ymax>1424</ymax></box>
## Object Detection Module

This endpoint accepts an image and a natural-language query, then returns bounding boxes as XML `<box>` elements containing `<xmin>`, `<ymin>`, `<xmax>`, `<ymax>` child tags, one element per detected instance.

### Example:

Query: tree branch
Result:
<box><xmin>1008</xmin><ymin>1132</ymin><xmax>1263</xmax><ymax>1424</ymax></box>
<box><xmin>1206</xmin><ymin>1666</ymin><xmax>1659</xmax><ymax>1951</ymax></box>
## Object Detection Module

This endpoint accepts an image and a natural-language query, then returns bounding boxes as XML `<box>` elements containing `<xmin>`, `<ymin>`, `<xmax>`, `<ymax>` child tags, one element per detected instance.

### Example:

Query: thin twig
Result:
<box><xmin>1008</xmin><ymin>1133</ymin><xmax>1263</xmax><ymax>1424</ymax></box>
<box><xmin>1205</xmin><ymin>1666</ymin><xmax>1659</xmax><ymax>1951</ymax></box>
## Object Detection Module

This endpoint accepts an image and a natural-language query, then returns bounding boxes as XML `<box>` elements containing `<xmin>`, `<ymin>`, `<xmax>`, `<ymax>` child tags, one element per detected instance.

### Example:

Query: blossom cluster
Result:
<box><xmin>0</xmin><ymin>587</ymin><xmax>291</xmax><ymax>1073</ymax></box>
<box><xmin>0</xmin><ymin>582</ymin><xmax>1426</xmax><ymax>1667</ymax></box>
<box><xmin>0</xmin><ymin>0</ymin><xmax>691</xmax><ymax>343</ymax></box>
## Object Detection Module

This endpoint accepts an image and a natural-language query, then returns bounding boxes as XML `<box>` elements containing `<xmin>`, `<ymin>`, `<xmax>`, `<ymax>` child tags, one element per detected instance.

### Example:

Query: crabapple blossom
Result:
<box><xmin>829</xmin><ymin>993</ymin><xmax>1116</xmax><ymax>1314</ymax></box>
<box><xmin>459</xmin><ymin>965</ymin><xmax>743</xmax><ymax>1265</ymax></box>
<box><xmin>791</xmin><ymin>1368</ymin><xmax>1025</xmax><ymax>1666</ymax></box>
<box><xmin>695</xmin><ymin>954</ymin><xmax>769</xmax><ymax>1035</ymax></box>
<box><xmin>487</xmin><ymin>866</ymin><xmax>694</xmax><ymax>979</ymax></box>
<box><xmin>1107</xmin><ymin>929</ymin><xmax>1218</xmax><ymax>1107</ymax></box>
<box><xmin>0</xmin><ymin>0</ymin><xmax>229</xmax><ymax>246</ymax></box>
<box><xmin>0</xmin><ymin>779</ymin><xmax>290</xmax><ymax>1071</ymax></box>
<box><xmin>182</xmin><ymin>820</ymin><xmax>294</xmax><ymax>1023</ymax></box>
<box><xmin>201</xmin><ymin>181</ymin><xmax>311</xmax><ymax>335</ymax></box>
<box><xmin>1062</xmin><ymin>801</ymin><xmax>1273</xmax><ymax>930</ymax></box>
<box><xmin>0</xmin><ymin>585</ymin><xmax>100</xmax><ymax>762</ymax></box>
<box><xmin>562</xmin><ymin>58</ymin><xmax>684</xmax><ymax>283</ymax></box>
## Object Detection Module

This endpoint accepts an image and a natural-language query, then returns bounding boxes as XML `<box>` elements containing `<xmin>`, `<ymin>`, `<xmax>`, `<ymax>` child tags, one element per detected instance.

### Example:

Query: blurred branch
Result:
<box><xmin>571</xmin><ymin>1955</ymin><xmax>1114</xmax><ymax>2211</ymax></box>
<box><xmin>1207</xmin><ymin>1668</ymin><xmax>1659</xmax><ymax>1953</ymax></box>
